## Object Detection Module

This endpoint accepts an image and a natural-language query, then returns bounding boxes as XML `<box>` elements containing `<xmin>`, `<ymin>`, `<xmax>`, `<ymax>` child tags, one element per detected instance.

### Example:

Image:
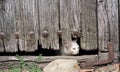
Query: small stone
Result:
<box><xmin>43</xmin><ymin>59</ymin><xmax>80</xmax><ymax>72</ymax></box>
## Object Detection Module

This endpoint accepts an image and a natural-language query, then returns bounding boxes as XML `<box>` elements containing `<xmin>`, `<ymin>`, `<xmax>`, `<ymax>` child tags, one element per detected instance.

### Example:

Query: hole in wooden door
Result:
<box><xmin>0</xmin><ymin>38</ymin><xmax>98</xmax><ymax>56</ymax></box>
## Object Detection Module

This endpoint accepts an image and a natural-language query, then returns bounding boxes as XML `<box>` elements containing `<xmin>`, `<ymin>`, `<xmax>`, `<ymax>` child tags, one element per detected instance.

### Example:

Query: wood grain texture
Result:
<box><xmin>0</xmin><ymin>0</ymin><xmax>4</xmax><ymax>52</ymax></box>
<box><xmin>60</xmin><ymin>0</ymin><xmax>81</xmax><ymax>46</ymax></box>
<box><xmin>18</xmin><ymin>0</ymin><xmax>38</xmax><ymax>52</ymax></box>
<box><xmin>2</xmin><ymin>0</ymin><xmax>18</xmax><ymax>52</ymax></box>
<box><xmin>81</xmin><ymin>0</ymin><xmax>97</xmax><ymax>50</ymax></box>
<box><xmin>0</xmin><ymin>55</ymin><xmax>99</xmax><ymax>69</ymax></box>
<box><xmin>109</xmin><ymin>0</ymin><xmax>119</xmax><ymax>62</ymax></box>
<box><xmin>97</xmin><ymin>0</ymin><xmax>109</xmax><ymax>52</ymax></box>
<box><xmin>98</xmin><ymin>0</ymin><xmax>119</xmax><ymax>62</ymax></box>
<box><xmin>38</xmin><ymin>0</ymin><xmax>59</xmax><ymax>50</ymax></box>
<box><xmin>0</xmin><ymin>55</ymin><xmax>98</xmax><ymax>62</ymax></box>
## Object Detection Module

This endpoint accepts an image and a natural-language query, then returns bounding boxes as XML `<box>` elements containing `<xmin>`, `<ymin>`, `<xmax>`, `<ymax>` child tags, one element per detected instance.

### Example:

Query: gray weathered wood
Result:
<box><xmin>38</xmin><ymin>0</ymin><xmax>59</xmax><ymax>50</ymax></box>
<box><xmin>0</xmin><ymin>55</ymin><xmax>98</xmax><ymax>62</ymax></box>
<box><xmin>109</xmin><ymin>0</ymin><xmax>119</xmax><ymax>62</ymax></box>
<box><xmin>0</xmin><ymin>0</ymin><xmax>4</xmax><ymax>52</ymax></box>
<box><xmin>81</xmin><ymin>0</ymin><xmax>97</xmax><ymax>50</ymax></box>
<box><xmin>97</xmin><ymin>0</ymin><xmax>109</xmax><ymax>52</ymax></box>
<box><xmin>19</xmin><ymin>0</ymin><xmax>38</xmax><ymax>52</ymax></box>
<box><xmin>60</xmin><ymin>0</ymin><xmax>81</xmax><ymax>47</ymax></box>
<box><xmin>14</xmin><ymin>0</ymin><xmax>21</xmax><ymax>50</ymax></box>
<box><xmin>98</xmin><ymin>0</ymin><xmax>119</xmax><ymax>62</ymax></box>
<box><xmin>2</xmin><ymin>0</ymin><xmax>18</xmax><ymax>52</ymax></box>
<box><xmin>0</xmin><ymin>55</ymin><xmax>99</xmax><ymax>69</ymax></box>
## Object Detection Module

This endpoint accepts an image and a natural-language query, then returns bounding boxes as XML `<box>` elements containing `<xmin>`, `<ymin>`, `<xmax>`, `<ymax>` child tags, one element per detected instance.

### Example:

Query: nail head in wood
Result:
<box><xmin>57</xmin><ymin>30</ymin><xmax>62</xmax><ymax>36</ymax></box>
<box><xmin>15</xmin><ymin>32</ymin><xmax>20</xmax><ymax>38</ymax></box>
<box><xmin>72</xmin><ymin>29</ymin><xmax>79</xmax><ymax>38</ymax></box>
<box><xmin>28</xmin><ymin>31</ymin><xmax>34</xmax><ymax>36</ymax></box>
<box><xmin>0</xmin><ymin>32</ymin><xmax>5</xmax><ymax>39</ymax></box>
<box><xmin>42</xmin><ymin>30</ymin><xmax>48</xmax><ymax>37</ymax></box>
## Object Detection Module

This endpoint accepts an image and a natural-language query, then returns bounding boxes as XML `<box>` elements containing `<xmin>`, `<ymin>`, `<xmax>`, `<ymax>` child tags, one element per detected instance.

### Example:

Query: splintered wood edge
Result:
<box><xmin>0</xmin><ymin>55</ymin><xmax>99</xmax><ymax>63</ymax></box>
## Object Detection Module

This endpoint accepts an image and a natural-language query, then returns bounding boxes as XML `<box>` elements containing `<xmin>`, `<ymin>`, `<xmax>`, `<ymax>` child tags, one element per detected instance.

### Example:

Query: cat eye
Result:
<box><xmin>73</xmin><ymin>48</ymin><xmax>76</xmax><ymax>50</ymax></box>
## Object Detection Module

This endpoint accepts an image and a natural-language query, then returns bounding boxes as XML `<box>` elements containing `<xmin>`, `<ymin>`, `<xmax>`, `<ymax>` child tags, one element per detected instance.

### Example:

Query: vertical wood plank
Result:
<box><xmin>2</xmin><ymin>0</ymin><xmax>18</xmax><ymax>52</ymax></box>
<box><xmin>118</xmin><ymin>0</ymin><xmax>120</xmax><ymax>60</ymax></box>
<box><xmin>0</xmin><ymin>0</ymin><xmax>4</xmax><ymax>52</ymax></box>
<box><xmin>98</xmin><ymin>0</ymin><xmax>119</xmax><ymax>62</ymax></box>
<box><xmin>81</xmin><ymin>0</ymin><xmax>97</xmax><ymax>50</ymax></box>
<box><xmin>14</xmin><ymin>0</ymin><xmax>21</xmax><ymax>51</ymax></box>
<box><xmin>19</xmin><ymin>0</ymin><xmax>38</xmax><ymax>52</ymax></box>
<box><xmin>109</xmin><ymin>0</ymin><xmax>119</xmax><ymax>62</ymax></box>
<box><xmin>0</xmin><ymin>23</ymin><xmax>4</xmax><ymax>52</ymax></box>
<box><xmin>38</xmin><ymin>0</ymin><xmax>59</xmax><ymax>50</ymax></box>
<box><xmin>16</xmin><ymin>0</ymin><xmax>25</xmax><ymax>51</ymax></box>
<box><xmin>60</xmin><ymin>0</ymin><xmax>81</xmax><ymax>46</ymax></box>
<box><xmin>97</xmin><ymin>0</ymin><xmax>109</xmax><ymax>52</ymax></box>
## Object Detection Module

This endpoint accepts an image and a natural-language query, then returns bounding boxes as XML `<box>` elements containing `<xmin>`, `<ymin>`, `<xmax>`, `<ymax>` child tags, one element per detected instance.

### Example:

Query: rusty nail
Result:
<box><xmin>72</xmin><ymin>29</ymin><xmax>79</xmax><ymax>38</ymax></box>
<box><xmin>0</xmin><ymin>32</ymin><xmax>5</xmax><ymax>39</ymax></box>
<box><xmin>15</xmin><ymin>32</ymin><xmax>20</xmax><ymax>38</ymax></box>
<box><xmin>42</xmin><ymin>30</ymin><xmax>48</xmax><ymax>37</ymax></box>
<box><xmin>57</xmin><ymin>30</ymin><xmax>62</xmax><ymax>36</ymax></box>
<box><xmin>79</xmin><ymin>42</ymin><xmax>114</xmax><ymax>67</ymax></box>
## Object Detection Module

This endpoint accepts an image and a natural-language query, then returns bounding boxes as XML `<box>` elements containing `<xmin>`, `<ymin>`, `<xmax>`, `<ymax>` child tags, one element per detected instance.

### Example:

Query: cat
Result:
<box><xmin>60</xmin><ymin>40</ymin><xmax>79</xmax><ymax>56</ymax></box>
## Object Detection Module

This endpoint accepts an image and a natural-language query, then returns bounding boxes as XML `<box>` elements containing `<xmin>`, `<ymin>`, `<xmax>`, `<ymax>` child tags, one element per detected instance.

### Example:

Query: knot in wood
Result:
<box><xmin>42</xmin><ymin>30</ymin><xmax>48</xmax><ymax>37</ymax></box>
<box><xmin>0</xmin><ymin>32</ymin><xmax>5</xmax><ymax>39</ymax></box>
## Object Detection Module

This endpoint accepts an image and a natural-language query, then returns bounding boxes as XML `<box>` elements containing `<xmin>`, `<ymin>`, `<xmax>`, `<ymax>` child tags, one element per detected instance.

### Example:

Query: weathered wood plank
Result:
<box><xmin>98</xmin><ymin>0</ymin><xmax>119</xmax><ymax>62</ymax></box>
<box><xmin>0</xmin><ymin>55</ymin><xmax>99</xmax><ymax>69</ymax></box>
<box><xmin>0</xmin><ymin>0</ymin><xmax>4</xmax><ymax>52</ymax></box>
<box><xmin>14</xmin><ymin>0</ymin><xmax>21</xmax><ymax>51</ymax></box>
<box><xmin>38</xmin><ymin>0</ymin><xmax>59</xmax><ymax>50</ymax></box>
<box><xmin>109</xmin><ymin>0</ymin><xmax>119</xmax><ymax>62</ymax></box>
<box><xmin>60</xmin><ymin>0</ymin><xmax>81</xmax><ymax>47</ymax></box>
<box><xmin>81</xmin><ymin>0</ymin><xmax>97</xmax><ymax>50</ymax></box>
<box><xmin>0</xmin><ymin>55</ymin><xmax>98</xmax><ymax>62</ymax></box>
<box><xmin>19</xmin><ymin>0</ymin><xmax>38</xmax><ymax>52</ymax></box>
<box><xmin>97</xmin><ymin>0</ymin><xmax>109</xmax><ymax>52</ymax></box>
<box><xmin>2</xmin><ymin>0</ymin><xmax>18</xmax><ymax>52</ymax></box>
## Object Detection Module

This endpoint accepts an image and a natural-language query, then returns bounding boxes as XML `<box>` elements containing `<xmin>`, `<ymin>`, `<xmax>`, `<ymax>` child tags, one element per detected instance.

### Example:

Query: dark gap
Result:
<box><xmin>0</xmin><ymin>38</ymin><xmax>98</xmax><ymax>56</ymax></box>
<box><xmin>17</xmin><ymin>39</ymin><xmax>20</xmax><ymax>53</ymax></box>
<box><xmin>36</xmin><ymin>43</ymin><xmax>60</xmax><ymax>56</ymax></box>
<box><xmin>2</xmin><ymin>38</ymin><xmax>5</xmax><ymax>52</ymax></box>
<box><xmin>96</xmin><ymin>0</ymin><xmax>100</xmax><ymax>58</ymax></box>
<box><xmin>79</xmin><ymin>49</ymin><xmax>98</xmax><ymax>55</ymax></box>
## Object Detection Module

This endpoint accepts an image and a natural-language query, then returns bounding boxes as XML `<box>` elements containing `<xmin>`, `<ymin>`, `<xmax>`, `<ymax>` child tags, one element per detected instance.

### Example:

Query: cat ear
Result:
<box><xmin>65</xmin><ymin>42</ymin><xmax>72</xmax><ymax>50</ymax></box>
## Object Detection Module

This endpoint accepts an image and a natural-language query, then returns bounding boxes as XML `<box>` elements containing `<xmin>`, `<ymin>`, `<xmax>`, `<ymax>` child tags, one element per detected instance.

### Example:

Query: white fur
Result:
<box><xmin>61</xmin><ymin>41</ymin><xmax>79</xmax><ymax>56</ymax></box>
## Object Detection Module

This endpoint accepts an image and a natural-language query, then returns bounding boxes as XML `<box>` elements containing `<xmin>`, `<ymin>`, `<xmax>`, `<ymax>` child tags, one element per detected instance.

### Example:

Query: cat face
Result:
<box><xmin>69</xmin><ymin>41</ymin><xmax>79</xmax><ymax>55</ymax></box>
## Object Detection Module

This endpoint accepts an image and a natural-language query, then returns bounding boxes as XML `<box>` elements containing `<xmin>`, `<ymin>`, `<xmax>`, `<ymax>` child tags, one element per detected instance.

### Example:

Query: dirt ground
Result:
<box><xmin>80</xmin><ymin>63</ymin><xmax>120</xmax><ymax>72</ymax></box>
<box><xmin>0</xmin><ymin>63</ymin><xmax>119</xmax><ymax>72</ymax></box>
